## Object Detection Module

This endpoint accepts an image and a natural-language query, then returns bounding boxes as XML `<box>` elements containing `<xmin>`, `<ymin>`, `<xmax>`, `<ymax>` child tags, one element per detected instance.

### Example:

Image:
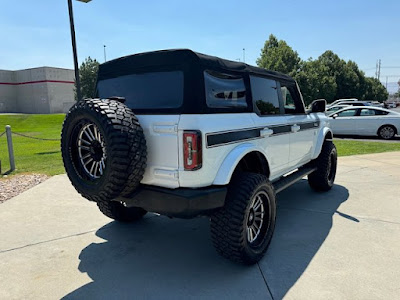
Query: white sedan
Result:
<box><xmin>328</xmin><ymin>106</ymin><xmax>400</xmax><ymax>139</ymax></box>
<box><xmin>325</xmin><ymin>104</ymin><xmax>350</xmax><ymax>115</ymax></box>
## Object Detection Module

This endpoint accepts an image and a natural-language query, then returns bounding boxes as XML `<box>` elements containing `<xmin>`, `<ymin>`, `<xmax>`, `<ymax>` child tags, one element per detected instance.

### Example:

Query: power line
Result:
<box><xmin>363</xmin><ymin>66</ymin><xmax>400</xmax><ymax>71</ymax></box>
<box><xmin>379</xmin><ymin>75</ymin><xmax>400</xmax><ymax>77</ymax></box>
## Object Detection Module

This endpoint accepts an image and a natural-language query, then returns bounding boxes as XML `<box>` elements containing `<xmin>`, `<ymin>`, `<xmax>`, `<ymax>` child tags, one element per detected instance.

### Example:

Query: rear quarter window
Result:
<box><xmin>204</xmin><ymin>70</ymin><xmax>247</xmax><ymax>108</ymax></box>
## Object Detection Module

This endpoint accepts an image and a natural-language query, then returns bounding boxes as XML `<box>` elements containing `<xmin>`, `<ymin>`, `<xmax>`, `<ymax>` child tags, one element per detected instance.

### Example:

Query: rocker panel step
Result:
<box><xmin>273</xmin><ymin>166</ymin><xmax>317</xmax><ymax>193</ymax></box>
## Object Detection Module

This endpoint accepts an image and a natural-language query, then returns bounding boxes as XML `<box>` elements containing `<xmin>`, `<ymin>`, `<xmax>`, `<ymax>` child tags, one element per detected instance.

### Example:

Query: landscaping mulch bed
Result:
<box><xmin>0</xmin><ymin>174</ymin><xmax>49</xmax><ymax>203</ymax></box>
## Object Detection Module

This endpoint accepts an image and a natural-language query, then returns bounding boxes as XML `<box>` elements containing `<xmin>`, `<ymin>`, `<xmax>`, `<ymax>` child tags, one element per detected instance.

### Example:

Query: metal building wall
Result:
<box><xmin>0</xmin><ymin>67</ymin><xmax>75</xmax><ymax>114</ymax></box>
<box><xmin>16</xmin><ymin>68</ymin><xmax>50</xmax><ymax>114</ymax></box>
<box><xmin>0</xmin><ymin>70</ymin><xmax>18</xmax><ymax>112</ymax></box>
<box><xmin>45</xmin><ymin>67</ymin><xmax>75</xmax><ymax>113</ymax></box>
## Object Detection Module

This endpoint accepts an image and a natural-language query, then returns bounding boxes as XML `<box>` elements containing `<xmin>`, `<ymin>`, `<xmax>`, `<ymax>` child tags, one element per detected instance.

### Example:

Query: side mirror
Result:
<box><xmin>311</xmin><ymin>99</ymin><xmax>326</xmax><ymax>113</ymax></box>
<box><xmin>332</xmin><ymin>114</ymin><xmax>338</xmax><ymax>119</ymax></box>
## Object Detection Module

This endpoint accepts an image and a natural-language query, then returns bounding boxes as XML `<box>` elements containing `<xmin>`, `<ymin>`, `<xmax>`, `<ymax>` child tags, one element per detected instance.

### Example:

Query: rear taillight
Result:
<box><xmin>183</xmin><ymin>131</ymin><xmax>202</xmax><ymax>170</ymax></box>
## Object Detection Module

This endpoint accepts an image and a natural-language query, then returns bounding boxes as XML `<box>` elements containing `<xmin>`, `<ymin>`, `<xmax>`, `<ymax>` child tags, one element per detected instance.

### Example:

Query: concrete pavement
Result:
<box><xmin>1</xmin><ymin>152</ymin><xmax>400</xmax><ymax>299</ymax></box>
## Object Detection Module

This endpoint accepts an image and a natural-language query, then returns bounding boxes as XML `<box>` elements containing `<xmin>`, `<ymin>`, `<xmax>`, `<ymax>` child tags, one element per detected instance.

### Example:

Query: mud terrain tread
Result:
<box><xmin>97</xmin><ymin>200</ymin><xmax>147</xmax><ymax>222</ymax></box>
<box><xmin>210</xmin><ymin>173</ymin><xmax>276</xmax><ymax>264</ymax></box>
<box><xmin>308</xmin><ymin>141</ymin><xmax>337</xmax><ymax>191</ymax></box>
<box><xmin>61</xmin><ymin>98</ymin><xmax>147</xmax><ymax>202</ymax></box>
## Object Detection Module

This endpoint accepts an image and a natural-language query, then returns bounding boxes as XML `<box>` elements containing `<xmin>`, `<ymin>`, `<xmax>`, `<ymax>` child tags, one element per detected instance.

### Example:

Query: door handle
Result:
<box><xmin>291</xmin><ymin>125</ymin><xmax>301</xmax><ymax>133</ymax></box>
<box><xmin>260</xmin><ymin>128</ymin><xmax>274</xmax><ymax>137</ymax></box>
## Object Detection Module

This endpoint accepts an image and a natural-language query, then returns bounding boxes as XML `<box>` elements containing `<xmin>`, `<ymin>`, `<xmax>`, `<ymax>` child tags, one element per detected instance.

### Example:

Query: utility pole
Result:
<box><xmin>386</xmin><ymin>76</ymin><xmax>388</xmax><ymax>89</ymax></box>
<box><xmin>104</xmin><ymin>45</ymin><xmax>107</xmax><ymax>62</ymax></box>
<box><xmin>67</xmin><ymin>0</ymin><xmax>92</xmax><ymax>101</ymax></box>
<box><xmin>377</xmin><ymin>59</ymin><xmax>381</xmax><ymax>81</ymax></box>
<box><xmin>68</xmin><ymin>0</ymin><xmax>82</xmax><ymax>102</ymax></box>
<box><xmin>243</xmin><ymin>48</ymin><xmax>246</xmax><ymax>63</ymax></box>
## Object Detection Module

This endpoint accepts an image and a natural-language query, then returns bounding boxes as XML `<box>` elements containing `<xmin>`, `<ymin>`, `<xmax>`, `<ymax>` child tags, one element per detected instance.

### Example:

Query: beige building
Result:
<box><xmin>0</xmin><ymin>67</ymin><xmax>75</xmax><ymax>114</ymax></box>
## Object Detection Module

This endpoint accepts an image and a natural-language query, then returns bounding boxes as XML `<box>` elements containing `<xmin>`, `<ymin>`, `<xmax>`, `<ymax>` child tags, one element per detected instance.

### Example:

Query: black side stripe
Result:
<box><xmin>206</xmin><ymin>121</ymin><xmax>320</xmax><ymax>147</ymax></box>
<box><xmin>300</xmin><ymin>121</ymin><xmax>319</xmax><ymax>130</ymax></box>
<box><xmin>207</xmin><ymin>129</ymin><xmax>260</xmax><ymax>147</ymax></box>
<box><xmin>270</xmin><ymin>124</ymin><xmax>292</xmax><ymax>135</ymax></box>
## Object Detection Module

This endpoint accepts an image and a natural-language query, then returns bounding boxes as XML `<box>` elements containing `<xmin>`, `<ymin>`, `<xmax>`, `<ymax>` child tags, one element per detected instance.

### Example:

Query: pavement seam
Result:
<box><xmin>257</xmin><ymin>262</ymin><xmax>274</xmax><ymax>300</ymax></box>
<box><xmin>0</xmin><ymin>229</ymin><xmax>98</xmax><ymax>254</ymax></box>
<box><xmin>0</xmin><ymin>215</ymin><xmax>160</xmax><ymax>254</ymax></box>
<box><xmin>338</xmin><ymin>167</ymin><xmax>369</xmax><ymax>174</ymax></box>
<box><xmin>278</xmin><ymin>207</ymin><xmax>400</xmax><ymax>225</ymax></box>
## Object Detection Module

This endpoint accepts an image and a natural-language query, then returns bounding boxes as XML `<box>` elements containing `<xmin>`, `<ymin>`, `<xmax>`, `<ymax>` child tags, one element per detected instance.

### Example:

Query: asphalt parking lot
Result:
<box><xmin>1</xmin><ymin>152</ymin><xmax>400</xmax><ymax>299</ymax></box>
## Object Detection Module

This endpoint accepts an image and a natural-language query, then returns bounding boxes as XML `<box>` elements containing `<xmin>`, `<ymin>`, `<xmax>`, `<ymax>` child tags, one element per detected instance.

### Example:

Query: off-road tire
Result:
<box><xmin>210</xmin><ymin>173</ymin><xmax>276</xmax><ymax>265</ymax></box>
<box><xmin>61</xmin><ymin>98</ymin><xmax>147</xmax><ymax>202</ymax></box>
<box><xmin>308</xmin><ymin>141</ymin><xmax>337</xmax><ymax>191</ymax></box>
<box><xmin>97</xmin><ymin>200</ymin><xmax>147</xmax><ymax>222</ymax></box>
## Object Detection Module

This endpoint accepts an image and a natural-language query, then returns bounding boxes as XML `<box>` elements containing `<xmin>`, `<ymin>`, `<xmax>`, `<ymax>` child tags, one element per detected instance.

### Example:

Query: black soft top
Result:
<box><xmin>98</xmin><ymin>49</ymin><xmax>294</xmax><ymax>84</ymax></box>
<box><xmin>97</xmin><ymin>49</ymin><xmax>299</xmax><ymax>114</ymax></box>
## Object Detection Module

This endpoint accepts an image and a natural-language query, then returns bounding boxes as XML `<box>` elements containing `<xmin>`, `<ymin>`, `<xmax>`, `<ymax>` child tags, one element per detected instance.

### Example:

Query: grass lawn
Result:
<box><xmin>0</xmin><ymin>114</ymin><xmax>65</xmax><ymax>176</ymax></box>
<box><xmin>1</xmin><ymin>113</ymin><xmax>400</xmax><ymax>177</ymax></box>
<box><xmin>334</xmin><ymin>139</ymin><xmax>400</xmax><ymax>156</ymax></box>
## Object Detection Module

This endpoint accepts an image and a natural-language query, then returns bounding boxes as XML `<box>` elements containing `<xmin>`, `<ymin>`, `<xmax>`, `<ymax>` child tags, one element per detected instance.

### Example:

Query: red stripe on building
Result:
<box><xmin>0</xmin><ymin>80</ymin><xmax>75</xmax><ymax>85</ymax></box>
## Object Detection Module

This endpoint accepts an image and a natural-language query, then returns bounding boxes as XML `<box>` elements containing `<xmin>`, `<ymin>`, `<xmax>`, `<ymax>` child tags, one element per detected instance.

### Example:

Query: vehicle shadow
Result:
<box><xmin>62</xmin><ymin>180</ymin><xmax>350</xmax><ymax>300</ymax></box>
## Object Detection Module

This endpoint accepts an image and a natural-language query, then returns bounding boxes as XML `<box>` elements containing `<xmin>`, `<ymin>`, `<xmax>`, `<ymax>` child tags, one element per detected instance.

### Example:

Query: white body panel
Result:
<box><xmin>286</xmin><ymin>114</ymin><xmax>318</xmax><ymax>166</ymax></box>
<box><xmin>136</xmin><ymin>115</ymin><xmax>180</xmax><ymax>188</ymax></box>
<box><xmin>138</xmin><ymin>112</ymin><xmax>331</xmax><ymax>189</ymax></box>
<box><xmin>250</xmin><ymin>114</ymin><xmax>290</xmax><ymax>177</ymax></box>
<box><xmin>178</xmin><ymin>113</ymin><xmax>257</xmax><ymax>188</ymax></box>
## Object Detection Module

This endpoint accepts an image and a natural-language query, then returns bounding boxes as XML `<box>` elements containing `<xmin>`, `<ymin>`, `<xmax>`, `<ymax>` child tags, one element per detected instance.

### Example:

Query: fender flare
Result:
<box><xmin>213</xmin><ymin>143</ymin><xmax>268</xmax><ymax>185</ymax></box>
<box><xmin>311</xmin><ymin>127</ymin><xmax>333</xmax><ymax>160</ymax></box>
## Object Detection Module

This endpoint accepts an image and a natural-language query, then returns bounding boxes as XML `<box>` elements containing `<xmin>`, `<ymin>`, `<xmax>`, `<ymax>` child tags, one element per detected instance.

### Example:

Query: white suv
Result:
<box><xmin>61</xmin><ymin>49</ymin><xmax>337</xmax><ymax>264</ymax></box>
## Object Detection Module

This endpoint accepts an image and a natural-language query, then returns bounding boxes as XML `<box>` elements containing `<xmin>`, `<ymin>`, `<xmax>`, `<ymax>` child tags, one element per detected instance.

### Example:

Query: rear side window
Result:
<box><xmin>204</xmin><ymin>71</ymin><xmax>247</xmax><ymax>108</ymax></box>
<box><xmin>250</xmin><ymin>76</ymin><xmax>281</xmax><ymax>115</ymax></box>
<box><xmin>97</xmin><ymin>71</ymin><xmax>184</xmax><ymax>109</ymax></box>
<box><xmin>360</xmin><ymin>109</ymin><xmax>389</xmax><ymax>116</ymax></box>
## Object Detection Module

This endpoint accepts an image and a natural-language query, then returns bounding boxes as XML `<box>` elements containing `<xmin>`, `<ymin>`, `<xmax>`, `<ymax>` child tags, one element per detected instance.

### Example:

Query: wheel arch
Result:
<box><xmin>213</xmin><ymin>143</ymin><xmax>270</xmax><ymax>185</ymax></box>
<box><xmin>311</xmin><ymin>127</ymin><xmax>333</xmax><ymax>160</ymax></box>
<box><xmin>377</xmin><ymin>124</ymin><xmax>398</xmax><ymax>136</ymax></box>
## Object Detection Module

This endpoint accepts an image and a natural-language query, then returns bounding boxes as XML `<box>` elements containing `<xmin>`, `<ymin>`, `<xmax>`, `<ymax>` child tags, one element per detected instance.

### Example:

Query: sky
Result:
<box><xmin>0</xmin><ymin>0</ymin><xmax>399</xmax><ymax>91</ymax></box>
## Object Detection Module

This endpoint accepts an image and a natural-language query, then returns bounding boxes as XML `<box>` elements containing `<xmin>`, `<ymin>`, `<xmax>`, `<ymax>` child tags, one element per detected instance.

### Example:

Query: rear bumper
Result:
<box><xmin>116</xmin><ymin>185</ymin><xmax>227</xmax><ymax>218</ymax></box>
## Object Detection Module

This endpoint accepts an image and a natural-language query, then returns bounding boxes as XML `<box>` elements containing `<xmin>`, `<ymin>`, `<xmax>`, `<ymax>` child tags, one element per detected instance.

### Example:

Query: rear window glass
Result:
<box><xmin>360</xmin><ymin>109</ymin><xmax>389</xmax><ymax>116</ymax></box>
<box><xmin>204</xmin><ymin>70</ymin><xmax>247</xmax><ymax>108</ymax></box>
<box><xmin>97</xmin><ymin>71</ymin><xmax>184</xmax><ymax>109</ymax></box>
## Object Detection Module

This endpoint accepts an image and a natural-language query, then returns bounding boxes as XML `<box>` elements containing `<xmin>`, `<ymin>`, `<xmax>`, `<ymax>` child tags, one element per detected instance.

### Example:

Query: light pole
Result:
<box><xmin>67</xmin><ymin>0</ymin><xmax>92</xmax><ymax>101</ymax></box>
<box><xmin>104</xmin><ymin>45</ymin><xmax>107</xmax><ymax>62</ymax></box>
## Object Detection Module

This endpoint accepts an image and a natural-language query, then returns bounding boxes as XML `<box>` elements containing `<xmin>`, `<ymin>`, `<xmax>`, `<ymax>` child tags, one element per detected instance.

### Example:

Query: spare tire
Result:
<box><xmin>61</xmin><ymin>98</ymin><xmax>147</xmax><ymax>202</ymax></box>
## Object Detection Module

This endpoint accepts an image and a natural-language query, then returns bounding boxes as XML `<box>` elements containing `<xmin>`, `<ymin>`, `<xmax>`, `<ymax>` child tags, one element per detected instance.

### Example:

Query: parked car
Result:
<box><xmin>61</xmin><ymin>49</ymin><xmax>336</xmax><ymax>264</ymax></box>
<box><xmin>328</xmin><ymin>106</ymin><xmax>400</xmax><ymax>139</ymax></box>
<box><xmin>367</xmin><ymin>101</ymin><xmax>384</xmax><ymax>108</ymax></box>
<box><xmin>325</xmin><ymin>104</ymin><xmax>351</xmax><ymax>115</ymax></box>
<box><xmin>334</xmin><ymin>101</ymin><xmax>371</xmax><ymax>107</ymax></box>
<box><xmin>327</xmin><ymin>98</ymin><xmax>358</xmax><ymax>108</ymax></box>
<box><xmin>385</xmin><ymin>102</ymin><xmax>397</xmax><ymax>109</ymax></box>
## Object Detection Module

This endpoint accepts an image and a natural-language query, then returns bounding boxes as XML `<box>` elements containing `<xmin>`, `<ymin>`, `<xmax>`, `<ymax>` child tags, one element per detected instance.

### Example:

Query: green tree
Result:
<box><xmin>317</xmin><ymin>51</ymin><xmax>361</xmax><ymax>100</ymax></box>
<box><xmin>294</xmin><ymin>59</ymin><xmax>337</xmax><ymax>106</ymax></box>
<box><xmin>75</xmin><ymin>56</ymin><xmax>100</xmax><ymax>100</ymax></box>
<box><xmin>362</xmin><ymin>77</ymin><xmax>389</xmax><ymax>101</ymax></box>
<box><xmin>256</xmin><ymin>36</ymin><xmax>389</xmax><ymax>103</ymax></box>
<box><xmin>256</xmin><ymin>34</ymin><xmax>301</xmax><ymax>76</ymax></box>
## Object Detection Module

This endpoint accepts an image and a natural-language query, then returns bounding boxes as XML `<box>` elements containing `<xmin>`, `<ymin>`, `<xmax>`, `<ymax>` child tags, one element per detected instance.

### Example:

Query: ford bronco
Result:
<box><xmin>61</xmin><ymin>49</ymin><xmax>337</xmax><ymax>264</ymax></box>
